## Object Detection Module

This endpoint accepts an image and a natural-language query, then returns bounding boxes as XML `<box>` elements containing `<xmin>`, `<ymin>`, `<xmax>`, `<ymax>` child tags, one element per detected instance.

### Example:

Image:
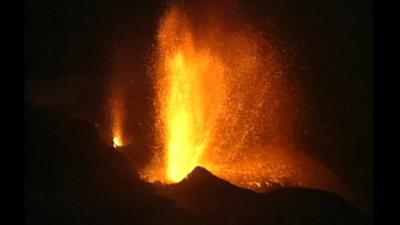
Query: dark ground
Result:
<box><xmin>25</xmin><ymin>104</ymin><xmax>372</xmax><ymax>225</ymax></box>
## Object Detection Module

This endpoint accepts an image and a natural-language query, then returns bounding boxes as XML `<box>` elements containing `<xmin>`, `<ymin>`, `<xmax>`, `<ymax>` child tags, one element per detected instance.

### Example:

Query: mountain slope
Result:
<box><xmin>158</xmin><ymin>166</ymin><xmax>369</xmax><ymax>225</ymax></box>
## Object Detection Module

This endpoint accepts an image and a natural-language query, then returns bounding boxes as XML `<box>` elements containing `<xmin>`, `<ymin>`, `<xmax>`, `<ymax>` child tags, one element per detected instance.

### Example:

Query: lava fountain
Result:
<box><xmin>140</xmin><ymin>0</ymin><xmax>353</xmax><ymax>205</ymax></box>
<box><xmin>143</xmin><ymin>1</ymin><xmax>293</xmax><ymax>183</ymax></box>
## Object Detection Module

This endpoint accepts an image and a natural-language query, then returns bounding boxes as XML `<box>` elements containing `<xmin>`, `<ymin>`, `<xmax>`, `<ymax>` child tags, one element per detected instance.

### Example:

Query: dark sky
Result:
<box><xmin>25</xmin><ymin>0</ymin><xmax>373</xmax><ymax>205</ymax></box>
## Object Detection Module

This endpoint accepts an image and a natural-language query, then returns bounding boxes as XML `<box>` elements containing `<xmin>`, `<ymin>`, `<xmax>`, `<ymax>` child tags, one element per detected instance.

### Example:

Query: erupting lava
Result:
<box><xmin>142</xmin><ymin>1</ymin><xmax>293</xmax><ymax>183</ymax></box>
<box><xmin>139</xmin><ymin>0</ymin><xmax>353</xmax><ymax>204</ymax></box>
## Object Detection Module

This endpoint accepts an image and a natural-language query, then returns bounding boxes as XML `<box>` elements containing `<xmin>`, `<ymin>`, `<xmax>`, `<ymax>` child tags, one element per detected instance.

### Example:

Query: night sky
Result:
<box><xmin>25</xmin><ymin>0</ymin><xmax>372</xmax><ymax>206</ymax></box>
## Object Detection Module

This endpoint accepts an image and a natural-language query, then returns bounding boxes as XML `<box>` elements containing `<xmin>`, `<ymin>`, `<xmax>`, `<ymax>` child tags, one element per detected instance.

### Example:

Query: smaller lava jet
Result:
<box><xmin>113</xmin><ymin>136</ymin><xmax>123</xmax><ymax>148</ymax></box>
<box><xmin>109</xmin><ymin>62</ymin><xmax>127</xmax><ymax>149</ymax></box>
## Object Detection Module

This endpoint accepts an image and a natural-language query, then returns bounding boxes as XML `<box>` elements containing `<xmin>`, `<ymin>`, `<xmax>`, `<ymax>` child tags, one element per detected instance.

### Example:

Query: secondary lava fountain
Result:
<box><xmin>110</xmin><ymin>80</ymin><xmax>126</xmax><ymax>149</ymax></box>
<box><xmin>108</xmin><ymin>48</ymin><xmax>130</xmax><ymax>149</ymax></box>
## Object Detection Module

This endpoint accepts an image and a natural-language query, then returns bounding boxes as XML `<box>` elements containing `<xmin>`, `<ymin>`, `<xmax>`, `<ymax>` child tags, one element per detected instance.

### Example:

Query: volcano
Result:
<box><xmin>26</xmin><ymin>0</ymin><xmax>373</xmax><ymax>224</ymax></box>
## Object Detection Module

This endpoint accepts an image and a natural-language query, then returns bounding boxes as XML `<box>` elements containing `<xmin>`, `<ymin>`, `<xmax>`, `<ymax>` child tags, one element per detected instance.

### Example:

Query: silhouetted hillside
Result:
<box><xmin>25</xmin><ymin>105</ymin><xmax>371</xmax><ymax>225</ymax></box>
<box><xmin>160</xmin><ymin>166</ymin><xmax>370</xmax><ymax>225</ymax></box>
<box><xmin>25</xmin><ymin>105</ymin><xmax>194</xmax><ymax>225</ymax></box>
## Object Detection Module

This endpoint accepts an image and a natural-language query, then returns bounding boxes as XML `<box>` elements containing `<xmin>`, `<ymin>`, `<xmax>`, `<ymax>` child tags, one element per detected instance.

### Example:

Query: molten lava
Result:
<box><xmin>113</xmin><ymin>136</ymin><xmax>123</xmax><ymax>148</ymax></box>
<box><xmin>164</xmin><ymin>45</ymin><xmax>226</xmax><ymax>182</ymax></box>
